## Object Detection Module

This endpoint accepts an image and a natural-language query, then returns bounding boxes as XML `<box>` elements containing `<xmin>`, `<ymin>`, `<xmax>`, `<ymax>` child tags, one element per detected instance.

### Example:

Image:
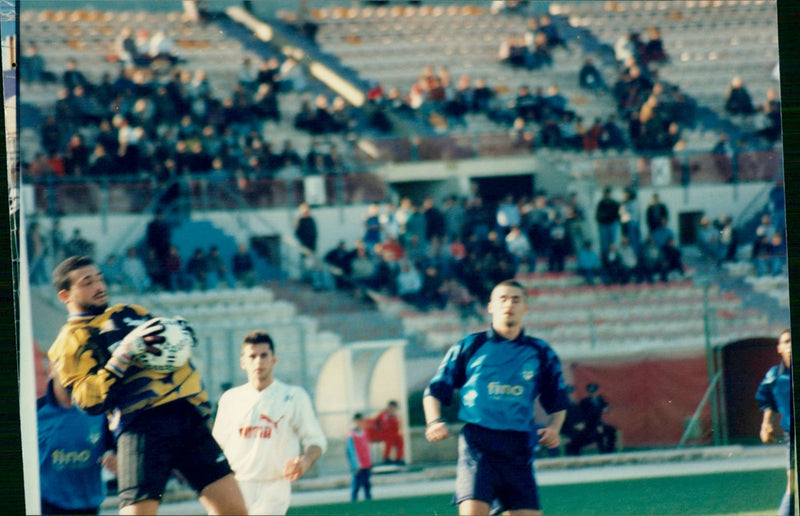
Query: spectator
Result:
<box><xmin>185</xmin><ymin>247</ymin><xmax>209</xmax><ymax>290</ymax></box>
<box><xmin>754</xmin><ymin>233</ymin><xmax>786</xmax><ymax>277</ymax></box>
<box><xmin>661</xmin><ymin>236</ymin><xmax>687</xmax><ymax>280</ymax></box>
<box><xmin>419</xmin><ymin>265</ymin><xmax>447</xmax><ymax>311</ymax></box>
<box><xmin>121</xmin><ymin>246</ymin><xmax>151</xmax><ymax>293</ymax></box>
<box><xmin>20</xmin><ymin>42</ymin><xmax>56</xmax><ymax>83</ymax></box>
<box><xmin>645</xmin><ymin>193</ymin><xmax>668</xmax><ymax>237</ymax></box>
<box><xmin>368</xmin><ymin>400</ymin><xmax>405</xmax><ymax>466</ymax></box>
<box><xmin>142</xmin><ymin>249</ymin><xmax>165</xmax><ymax>292</ymax></box>
<box><xmin>601</xmin><ymin>243</ymin><xmax>626</xmax><ymax>284</ymax></box>
<box><xmin>598</xmin><ymin>114</ymin><xmax>626</xmax><ymax>151</ymax></box>
<box><xmin>617</xmin><ymin>236</ymin><xmax>639</xmax><ymax>284</ymax></box>
<box><xmin>324</xmin><ymin>240</ymin><xmax>355</xmax><ymax>290</ymax></box>
<box><xmin>505</xmin><ymin>225</ymin><xmax>534</xmax><ymax>273</ymax></box>
<box><xmin>638</xmin><ymin>235</ymin><xmax>666</xmax><ymax>283</ymax></box>
<box><xmin>651</xmin><ymin>216</ymin><xmax>674</xmax><ymax>249</ymax></box>
<box><xmin>576</xmin><ymin>240</ymin><xmax>602</xmax><ymax>286</ymax></box>
<box><xmin>295</xmin><ymin>202</ymin><xmax>319</xmax><ymax>278</ymax></box>
<box><xmin>595</xmin><ymin>186</ymin><xmax>620</xmax><ymax>254</ymax></box>
<box><xmin>113</xmin><ymin>27</ymin><xmax>139</xmax><ymax>66</ymax></box>
<box><xmin>145</xmin><ymin>210</ymin><xmax>172</xmax><ymax>261</ymax></box>
<box><xmin>62</xmin><ymin>228</ymin><xmax>93</xmax><ymax>258</ymax></box>
<box><xmin>205</xmin><ymin>245</ymin><xmax>233</xmax><ymax>289</ymax></box>
<box><xmin>718</xmin><ymin>215</ymin><xmax>739</xmax><ymax>263</ymax></box>
<box><xmin>62</xmin><ymin>58</ymin><xmax>92</xmax><ymax>93</ymax></box>
<box><xmin>642</xmin><ymin>26</ymin><xmax>668</xmax><ymax>65</ymax></box>
<box><xmin>696</xmin><ymin>216</ymin><xmax>722</xmax><ymax>263</ymax></box>
<box><xmin>164</xmin><ymin>245</ymin><xmax>186</xmax><ymax>291</ymax></box>
<box><xmin>548</xmin><ymin>214</ymin><xmax>570</xmax><ymax>273</ymax></box>
<box><xmin>27</xmin><ymin>221</ymin><xmax>49</xmax><ymax>286</ymax></box>
<box><xmin>346</xmin><ymin>413</ymin><xmax>372</xmax><ymax>502</ymax></box>
<box><xmin>578</xmin><ymin>58</ymin><xmax>607</xmax><ymax>94</ymax></box>
<box><xmin>724</xmin><ymin>76</ymin><xmax>756</xmax><ymax>115</ymax></box>
<box><xmin>566</xmin><ymin>383</ymin><xmax>617</xmax><ymax>455</ymax></box>
<box><xmin>100</xmin><ymin>253</ymin><xmax>123</xmax><ymax>291</ymax></box>
<box><xmin>396</xmin><ymin>261</ymin><xmax>423</xmax><ymax>308</ymax></box>
<box><xmin>619</xmin><ymin>188</ymin><xmax>641</xmax><ymax>251</ymax></box>
<box><xmin>232</xmin><ymin>243</ymin><xmax>257</xmax><ymax>288</ymax></box>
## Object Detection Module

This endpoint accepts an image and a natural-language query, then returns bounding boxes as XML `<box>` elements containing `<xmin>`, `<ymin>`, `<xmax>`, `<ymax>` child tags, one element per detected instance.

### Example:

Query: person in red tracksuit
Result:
<box><xmin>371</xmin><ymin>400</ymin><xmax>405</xmax><ymax>465</ymax></box>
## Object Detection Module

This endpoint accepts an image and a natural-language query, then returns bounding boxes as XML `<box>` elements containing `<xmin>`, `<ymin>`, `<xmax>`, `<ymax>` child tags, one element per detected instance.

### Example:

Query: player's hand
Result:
<box><xmin>113</xmin><ymin>318</ymin><xmax>165</xmax><ymax>366</ymax></box>
<box><xmin>425</xmin><ymin>420</ymin><xmax>449</xmax><ymax>442</ymax></box>
<box><xmin>101</xmin><ymin>451</ymin><xmax>117</xmax><ymax>475</ymax></box>
<box><xmin>537</xmin><ymin>426</ymin><xmax>562</xmax><ymax>449</ymax></box>
<box><xmin>283</xmin><ymin>456</ymin><xmax>308</xmax><ymax>482</ymax></box>
<box><xmin>760</xmin><ymin>421</ymin><xmax>775</xmax><ymax>443</ymax></box>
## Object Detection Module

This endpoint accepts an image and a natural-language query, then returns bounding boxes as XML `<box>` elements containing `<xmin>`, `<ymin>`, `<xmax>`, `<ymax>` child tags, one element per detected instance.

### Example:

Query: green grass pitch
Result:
<box><xmin>288</xmin><ymin>468</ymin><xmax>784</xmax><ymax>515</ymax></box>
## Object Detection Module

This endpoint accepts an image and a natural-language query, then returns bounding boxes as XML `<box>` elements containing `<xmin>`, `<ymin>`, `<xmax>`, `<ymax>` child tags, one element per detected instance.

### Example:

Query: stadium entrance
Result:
<box><xmin>472</xmin><ymin>174</ymin><xmax>535</xmax><ymax>204</ymax></box>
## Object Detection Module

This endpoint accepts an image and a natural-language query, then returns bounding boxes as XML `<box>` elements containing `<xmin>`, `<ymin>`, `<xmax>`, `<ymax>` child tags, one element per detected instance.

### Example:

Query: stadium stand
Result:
<box><xmin>18</xmin><ymin>1</ymin><xmax>787</xmax><ymax>456</ymax></box>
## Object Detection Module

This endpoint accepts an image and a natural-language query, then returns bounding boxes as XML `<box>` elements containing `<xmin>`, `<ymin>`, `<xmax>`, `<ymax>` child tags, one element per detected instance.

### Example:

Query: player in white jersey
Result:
<box><xmin>212</xmin><ymin>330</ymin><xmax>327</xmax><ymax>515</ymax></box>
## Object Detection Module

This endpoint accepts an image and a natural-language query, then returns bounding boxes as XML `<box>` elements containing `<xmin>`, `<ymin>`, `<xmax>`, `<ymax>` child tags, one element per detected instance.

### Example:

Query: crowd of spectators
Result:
<box><xmin>21</xmin><ymin>35</ymin><xmax>373</xmax><ymax>197</ymax></box>
<box><xmin>285</xmin><ymin>187</ymin><xmax>698</xmax><ymax>315</ymax></box>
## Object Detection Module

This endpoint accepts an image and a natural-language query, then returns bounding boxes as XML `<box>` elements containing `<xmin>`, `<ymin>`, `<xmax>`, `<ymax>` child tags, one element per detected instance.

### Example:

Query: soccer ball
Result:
<box><xmin>137</xmin><ymin>317</ymin><xmax>197</xmax><ymax>372</ymax></box>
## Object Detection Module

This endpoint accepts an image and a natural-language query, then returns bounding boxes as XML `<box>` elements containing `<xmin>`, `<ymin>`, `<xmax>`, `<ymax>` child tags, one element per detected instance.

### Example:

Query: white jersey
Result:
<box><xmin>212</xmin><ymin>379</ymin><xmax>327</xmax><ymax>483</ymax></box>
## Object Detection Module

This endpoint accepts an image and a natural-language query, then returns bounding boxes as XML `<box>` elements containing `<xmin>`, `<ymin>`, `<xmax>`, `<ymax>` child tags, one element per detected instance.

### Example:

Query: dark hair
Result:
<box><xmin>242</xmin><ymin>330</ymin><xmax>275</xmax><ymax>353</ymax></box>
<box><xmin>52</xmin><ymin>255</ymin><xmax>95</xmax><ymax>292</ymax></box>
<box><xmin>491</xmin><ymin>279</ymin><xmax>527</xmax><ymax>300</ymax></box>
<box><xmin>353</xmin><ymin>412</ymin><xmax>363</xmax><ymax>420</ymax></box>
<box><xmin>388</xmin><ymin>400</ymin><xmax>398</xmax><ymax>408</ymax></box>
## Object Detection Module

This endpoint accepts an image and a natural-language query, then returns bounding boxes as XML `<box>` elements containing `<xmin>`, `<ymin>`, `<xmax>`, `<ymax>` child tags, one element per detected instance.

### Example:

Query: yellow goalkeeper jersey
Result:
<box><xmin>47</xmin><ymin>303</ymin><xmax>211</xmax><ymax>436</ymax></box>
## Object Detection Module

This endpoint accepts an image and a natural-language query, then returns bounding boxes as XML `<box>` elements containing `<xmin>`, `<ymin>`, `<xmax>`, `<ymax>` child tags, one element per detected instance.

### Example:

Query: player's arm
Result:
<box><xmin>285</xmin><ymin>389</ymin><xmax>327</xmax><ymax>481</ymax></box>
<box><xmin>760</xmin><ymin>408</ymin><xmax>776</xmax><ymax>443</ymax></box>
<box><xmin>537</xmin><ymin>409</ymin><xmax>566</xmax><ymax>449</ymax></box>
<box><xmin>423</xmin><ymin>393</ymin><xmax>449</xmax><ymax>442</ymax></box>
<box><xmin>423</xmin><ymin>340</ymin><xmax>466</xmax><ymax>442</ymax></box>
<box><xmin>54</xmin><ymin>319</ymin><xmax>165</xmax><ymax>414</ymax></box>
<box><xmin>755</xmin><ymin>368</ymin><xmax>778</xmax><ymax>443</ymax></box>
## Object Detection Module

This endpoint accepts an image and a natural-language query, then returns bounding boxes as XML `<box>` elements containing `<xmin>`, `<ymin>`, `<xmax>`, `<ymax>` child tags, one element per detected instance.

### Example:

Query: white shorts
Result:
<box><xmin>237</xmin><ymin>478</ymin><xmax>291</xmax><ymax>515</ymax></box>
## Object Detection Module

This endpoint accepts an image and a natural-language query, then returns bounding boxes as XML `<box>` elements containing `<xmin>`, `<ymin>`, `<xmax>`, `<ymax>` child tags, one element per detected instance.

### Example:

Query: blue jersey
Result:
<box><xmin>427</xmin><ymin>328</ymin><xmax>570</xmax><ymax>431</ymax></box>
<box><xmin>38</xmin><ymin>380</ymin><xmax>113</xmax><ymax>510</ymax></box>
<box><xmin>755</xmin><ymin>361</ymin><xmax>792</xmax><ymax>433</ymax></box>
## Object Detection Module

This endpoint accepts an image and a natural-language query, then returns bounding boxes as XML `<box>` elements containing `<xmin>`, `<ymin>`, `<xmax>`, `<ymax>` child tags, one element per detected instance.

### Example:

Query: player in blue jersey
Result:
<box><xmin>38</xmin><ymin>367</ymin><xmax>116</xmax><ymax>515</ymax></box>
<box><xmin>756</xmin><ymin>328</ymin><xmax>794</xmax><ymax>516</ymax></box>
<box><xmin>423</xmin><ymin>279</ymin><xmax>570</xmax><ymax>516</ymax></box>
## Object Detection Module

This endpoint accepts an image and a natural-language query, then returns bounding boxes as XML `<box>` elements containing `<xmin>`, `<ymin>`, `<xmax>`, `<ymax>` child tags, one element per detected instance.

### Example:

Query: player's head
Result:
<box><xmin>387</xmin><ymin>400</ymin><xmax>399</xmax><ymax>414</ymax></box>
<box><xmin>53</xmin><ymin>255</ymin><xmax>108</xmax><ymax>315</ymax></box>
<box><xmin>240</xmin><ymin>330</ymin><xmax>276</xmax><ymax>390</ymax></box>
<box><xmin>778</xmin><ymin>328</ymin><xmax>791</xmax><ymax>367</ymax></box>
<box><xmin>488</xmin><ymin>279</ymin><xmax>529</xmax><ymax>330</ymax></box>
<box><xmin>353</xmin><ymin>412</ymin><xmax>364</xmax><ymax>429</ymax></box>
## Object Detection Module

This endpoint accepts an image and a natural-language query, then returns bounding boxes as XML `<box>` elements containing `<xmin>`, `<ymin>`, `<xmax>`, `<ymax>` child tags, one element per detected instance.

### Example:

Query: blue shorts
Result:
<box><xmin>455</xmin><ymin>423</ymin><xmax>540</xmax><ymax>511</ymax></box>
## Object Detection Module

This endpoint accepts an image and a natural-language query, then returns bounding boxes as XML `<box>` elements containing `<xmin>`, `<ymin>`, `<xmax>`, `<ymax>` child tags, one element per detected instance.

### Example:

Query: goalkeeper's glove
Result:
<box><xmin>112</xmin><ymin>318</ymin><xmax>166</xmax><ymax>366</ymax></box>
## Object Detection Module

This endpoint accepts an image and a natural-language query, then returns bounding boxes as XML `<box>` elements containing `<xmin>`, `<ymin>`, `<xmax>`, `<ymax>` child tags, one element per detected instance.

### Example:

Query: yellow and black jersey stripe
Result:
<box><xmin>48</xmin><ymin>303</ymin><xmax>211</xmax><ymax>436</ymax></box>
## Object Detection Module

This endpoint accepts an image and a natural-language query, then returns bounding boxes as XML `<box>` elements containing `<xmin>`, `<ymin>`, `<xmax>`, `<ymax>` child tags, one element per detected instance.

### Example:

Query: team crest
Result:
<box><xmin>462</xmin><ymin>389</ymin><xmax>478</xmax><ymax>407</ymax></box>
<box><xmin>522</xmin><ymin>369</ymin><xmax>534</xmax><ymax>381</ymax></box>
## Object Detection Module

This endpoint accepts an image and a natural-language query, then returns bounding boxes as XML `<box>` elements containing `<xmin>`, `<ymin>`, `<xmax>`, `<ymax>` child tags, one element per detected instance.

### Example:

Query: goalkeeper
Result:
<box><xmin>47</xmin><ymin>255</ymin><xmax>247</xmax><ymax>515</ymax></box>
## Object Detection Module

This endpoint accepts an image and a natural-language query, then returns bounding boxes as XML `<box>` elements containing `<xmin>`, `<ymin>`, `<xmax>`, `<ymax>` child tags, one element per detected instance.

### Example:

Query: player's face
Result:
<box><xmin>778</xmin><ymin>331</ymin><xmax>791</xmax><ymax>366</ymax></box>
<box><xmin>241</xmin><ymin>343</ymin><xmax>276</xmax><ymax>390</ymax></box>
<box><xmin>61</xmin><ymin>264</ymin><xmax>108</xmax><ymax>315</ymax></box>
<box><xmin>487</xmin><ymin>284</ymin><xmax>528</xmax><ymax>328</ymax></box>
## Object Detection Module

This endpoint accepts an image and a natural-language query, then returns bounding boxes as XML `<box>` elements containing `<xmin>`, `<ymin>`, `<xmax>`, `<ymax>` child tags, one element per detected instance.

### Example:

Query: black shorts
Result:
<box><xmin>454</xmin><ymin>423</ymin><xmax>540</xmax><ymax>511</ymax></box>
<box><xmin>116</xmin><ymin>400</ymin><xmax>233</xmax><ymax>507</ymax></box>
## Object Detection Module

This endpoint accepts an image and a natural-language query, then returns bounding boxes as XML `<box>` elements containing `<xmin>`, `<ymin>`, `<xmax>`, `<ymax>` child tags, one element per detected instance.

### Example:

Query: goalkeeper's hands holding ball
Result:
<box><xmin>107</xmin><ymin>318</ymin><xmax>166</xmax><ymax>376</ymax></box>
